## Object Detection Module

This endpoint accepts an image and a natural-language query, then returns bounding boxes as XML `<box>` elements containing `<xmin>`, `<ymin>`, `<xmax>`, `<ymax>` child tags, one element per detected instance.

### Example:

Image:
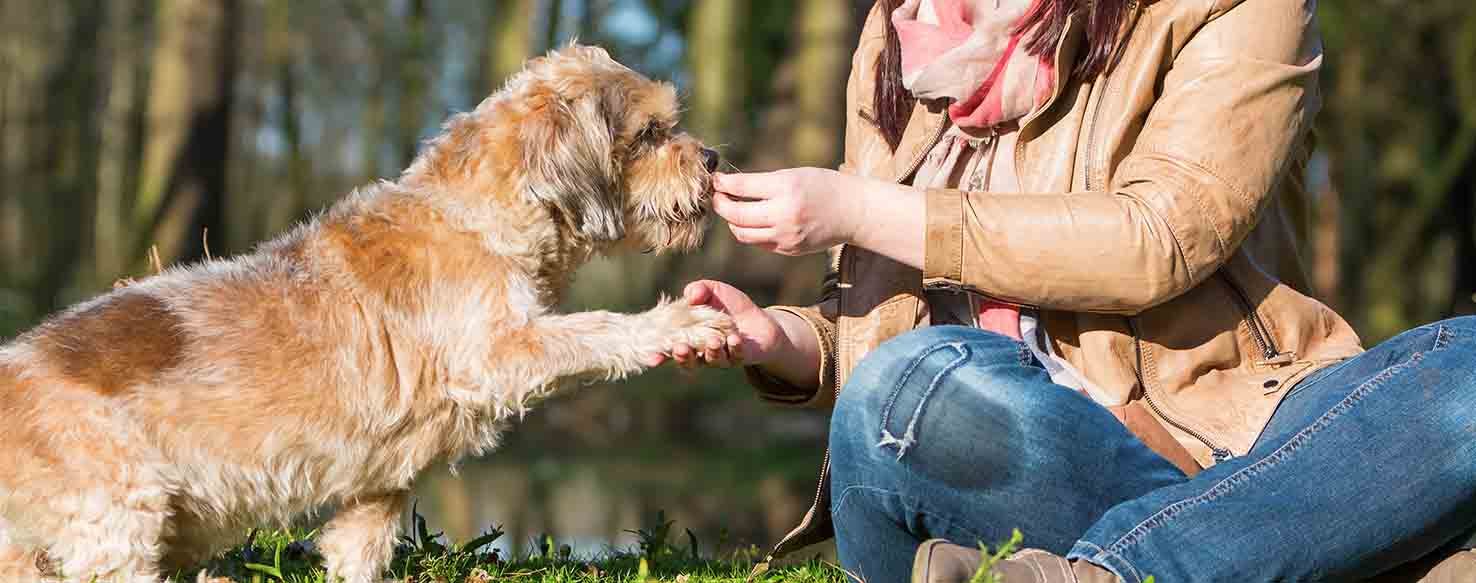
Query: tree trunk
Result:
<box><xmin>483</xmin><ymin>0</ymin><xmax>538</xmax><ymax>96</ymax></box>
<box><xmin>0</xmin><ymin>40</ymin><xmax>11</xmax><ymax>279</ymax></box>
<box><xmin>687</xmin><ymin>0</ymin><xmax>746</xmax><ymax>147</ymax></box>
<box><xmin>93</xmin><ymin>0</ymin><xmax>151</xmax><ymax>286</ymax></box>
<box><xmin>135</xmin><ymin>0</ymin><xmax>241</xmax><ymax>266</ymax></box>
<box><xmin>543</xmin><ymin>0</ymin><xmax>564</xmax><ymax>54</ymax></box>
<box><xmin>348</xmin><ymin>1</ymin><xmax>389</xmax><ymax>182</ymax></box>
<box><xmin>1313</xmin><ymin>178</ymin><xmax>1343</xmax><ymax>311</ymax></box>
<box><xmin>32</xmin><ymin>0</ymin><xmax>105</xmax><ymax>314</ymax></box>
<box><xmin>268</xmin><ymin>0</ymin><xmax>311</xmax><ymax>232</ymax></box>
<box><xmin>789</xmin><ymin>0</ymin><xmax>856</xmax><ymax>167</ymax></box>
<box><xmin>1446</xmin><ymin>163</ymin><xmax>1476</xmax><ymax>317</ymax></box>
<box><xmin>396</xmin><ymin>0</ymin><xmax>430</xmax><ymax>168</ymax></box>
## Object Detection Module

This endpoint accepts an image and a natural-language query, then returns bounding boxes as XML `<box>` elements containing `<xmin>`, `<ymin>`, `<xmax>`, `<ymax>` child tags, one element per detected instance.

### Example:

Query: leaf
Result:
<box><xmin>244</xmin><ymin>562</ymin><xmax>284</xmax><ymax>580</ymax></box>
<box><xmin>969</xmin><ymin>529</ymin><xmax>1024</xmax><ymax>583</ymax></box>
<box><xmin>457</xmin><ymin>526</ymin><xmax>504</xmax><ymax>555</ymax></box>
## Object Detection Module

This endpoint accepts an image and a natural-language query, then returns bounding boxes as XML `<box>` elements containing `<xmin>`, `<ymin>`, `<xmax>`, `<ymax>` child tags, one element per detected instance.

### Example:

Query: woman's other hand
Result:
<box><xmin>711</xmin><ymin>168</ymin><xmax>863</xmax><ymax>256</ymax></box>
<box><xmin>712</xmin><ymin>168</ymin><xmax>925</xmax><ymax>269</ymax></box>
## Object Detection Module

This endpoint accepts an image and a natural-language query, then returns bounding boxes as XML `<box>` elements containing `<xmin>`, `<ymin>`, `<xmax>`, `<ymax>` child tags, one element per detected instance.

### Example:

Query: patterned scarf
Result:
<box><xmin>897</xmin><ymin>0</ymin><xmax>1060</xmax><ymax>342</ymax></box>
<box><xmin>892</xmin><ymin>0</ymin><xmax>1056</xmax><ymax>130</ymax></box>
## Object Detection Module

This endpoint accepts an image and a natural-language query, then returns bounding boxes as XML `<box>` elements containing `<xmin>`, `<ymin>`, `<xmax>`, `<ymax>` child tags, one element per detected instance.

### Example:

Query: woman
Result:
<box><xmin>655</xmin><ymin>0</ymin><xmax>1476</xmax><ymax>581</ymax></box>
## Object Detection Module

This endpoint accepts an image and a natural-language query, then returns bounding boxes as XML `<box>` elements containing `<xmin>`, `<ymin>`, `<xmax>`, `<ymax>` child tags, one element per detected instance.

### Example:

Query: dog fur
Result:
<box><xmin>0</xmin><ymin>45</ymin><xmax>730</xmax><ymax>582</ymax></box>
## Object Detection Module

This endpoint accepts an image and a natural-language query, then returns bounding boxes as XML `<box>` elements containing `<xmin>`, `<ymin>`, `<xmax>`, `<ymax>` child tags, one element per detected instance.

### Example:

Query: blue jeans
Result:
<box><xmin>829</xmin><ymin>319</ymin><xmax>1476</xmax><ymax>582</ymax></box>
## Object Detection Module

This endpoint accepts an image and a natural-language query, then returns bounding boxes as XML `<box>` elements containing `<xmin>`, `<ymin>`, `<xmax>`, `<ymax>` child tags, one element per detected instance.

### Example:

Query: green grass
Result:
<box><xmin>968</xmin><ymin>529</ymin><xmax>1023</xmax><ymax>583</ymax></box>
<box><xmin>180</xmin><ymin>510</ymin><xmax>848</xmax><ymax>583</ymax></box>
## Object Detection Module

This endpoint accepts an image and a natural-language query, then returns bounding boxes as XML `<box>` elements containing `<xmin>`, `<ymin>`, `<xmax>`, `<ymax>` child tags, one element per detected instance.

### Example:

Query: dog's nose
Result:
<box><xmin>701</xmin><ymin>148</ymin><xmax>720</xmax><ymax>173</ymax></box>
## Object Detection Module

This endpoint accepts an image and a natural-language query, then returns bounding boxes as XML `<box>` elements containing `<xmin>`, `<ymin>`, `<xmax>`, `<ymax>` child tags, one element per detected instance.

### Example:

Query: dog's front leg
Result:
<box><xmin>520</xmin><ymin>298</ymin><xmax>733</xmax><ymax>383</ymax></box>
<box><xmin>318</xmin><ymin>491</ymin><xmax>407</xmax><ymax>583</ymax></box>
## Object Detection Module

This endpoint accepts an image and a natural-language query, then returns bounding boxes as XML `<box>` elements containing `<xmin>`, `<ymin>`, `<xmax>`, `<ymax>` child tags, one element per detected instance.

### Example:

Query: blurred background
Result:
<box><xmin>0</xmin><ymin>0</ymin><xmax>1472</xmax><ymax>559</ymax></box>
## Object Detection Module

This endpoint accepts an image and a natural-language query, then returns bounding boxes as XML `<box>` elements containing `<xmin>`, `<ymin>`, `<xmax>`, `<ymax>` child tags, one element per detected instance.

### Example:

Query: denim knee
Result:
<box><xmin>834</xmin><ymin>327</ymin><xmax>1026</xmax><ymax>425</ymax></box>
<box><xmin>829</xmin><ymin>326</ymin><xmax>1038</xmax><ymax>468</ymax></box>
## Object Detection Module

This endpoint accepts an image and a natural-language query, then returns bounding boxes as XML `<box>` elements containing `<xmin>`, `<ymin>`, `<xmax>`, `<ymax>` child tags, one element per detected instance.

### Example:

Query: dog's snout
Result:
<box><xmin>700</xmin><ymin>148</ymin><xmax>720</xmax><ymax>173</ymax></box>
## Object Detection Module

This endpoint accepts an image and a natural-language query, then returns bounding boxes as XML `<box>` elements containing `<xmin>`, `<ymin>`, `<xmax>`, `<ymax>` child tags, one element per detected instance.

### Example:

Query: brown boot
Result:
<box><xmin>1371</xmin><ymin>549</ymin><xmax>1476</xmax><ymax>582</ymax></box>
<box><xmin>912</xmin><ymin>540</ymin><xmax>1120</xmax><ymax>583</ymax></box>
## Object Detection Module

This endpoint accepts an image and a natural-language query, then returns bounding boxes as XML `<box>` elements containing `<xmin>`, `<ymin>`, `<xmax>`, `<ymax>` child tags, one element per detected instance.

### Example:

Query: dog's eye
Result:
<box><xmin>636</xmin><ymin>123</ymin><xmax>664</xmax><ymax>143</ymax></box>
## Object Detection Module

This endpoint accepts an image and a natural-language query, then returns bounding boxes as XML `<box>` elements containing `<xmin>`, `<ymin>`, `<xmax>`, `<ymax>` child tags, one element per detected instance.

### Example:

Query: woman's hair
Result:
<box><xmin>872</xmin><ymin>0</ymin><xmax>1138</xmax><ymax>150</ymax></box>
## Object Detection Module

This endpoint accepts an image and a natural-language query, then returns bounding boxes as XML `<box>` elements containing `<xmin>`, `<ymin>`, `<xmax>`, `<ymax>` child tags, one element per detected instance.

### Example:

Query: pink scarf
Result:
<box><xmin>892</xmin><ymin>0</ymin><xmax>1056</xmax><ymax>130</ymax></box>
<box><xmin>896</xmin><ymin>0</ymin><xmax>1058</xmax><ymax>340</ymax></box>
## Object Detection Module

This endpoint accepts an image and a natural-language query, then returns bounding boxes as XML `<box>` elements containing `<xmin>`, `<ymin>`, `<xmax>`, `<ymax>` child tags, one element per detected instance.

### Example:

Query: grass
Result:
<box><xmin>180</xmin><ymin>509</ymin><xmax>849</xmax><ymax>583</ymax></box>
<box><xmin>968</xmin><ymin>529</ymin><xmax>1023</xmax><ymax>583</ymax></box>
<box><xmin>172</xmin><ymin>508</ymin><xmax>1100</xmax><ymax>583</ymax></box>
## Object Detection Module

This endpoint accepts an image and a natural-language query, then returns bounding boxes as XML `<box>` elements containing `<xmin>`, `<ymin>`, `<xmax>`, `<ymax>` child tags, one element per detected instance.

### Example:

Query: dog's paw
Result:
<box><xmin>645</xmin><ymin>299</ymin><xmax>735</xmax><ymax>352</ymax></box>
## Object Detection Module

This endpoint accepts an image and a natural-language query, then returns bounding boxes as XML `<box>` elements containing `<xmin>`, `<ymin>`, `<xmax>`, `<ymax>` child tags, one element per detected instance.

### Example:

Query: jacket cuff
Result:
<box><xmin>744</xmin><ymin>305</ymin><xmax>837</xmax><ymax>408</ymax></box>
<box><xmin>924</xmin><ymin>188</ymin><xmax>964</xmax><ymax>281</ymax></box>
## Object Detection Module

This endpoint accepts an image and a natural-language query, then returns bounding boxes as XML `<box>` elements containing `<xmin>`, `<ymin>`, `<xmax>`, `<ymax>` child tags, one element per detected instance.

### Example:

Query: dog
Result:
<box><xmin>0</xmin><ymin>44</ymin><xmax>731</xmax><ymax>582</ymax></box>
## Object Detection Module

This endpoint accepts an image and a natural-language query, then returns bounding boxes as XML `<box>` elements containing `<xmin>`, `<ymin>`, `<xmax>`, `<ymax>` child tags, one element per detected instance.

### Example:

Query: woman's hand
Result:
<box><xmin>711</xmin><ymin>168</ymin><xmax>865</xmax><ymax>256</ymax></box>
<box><xmin>712</xmin><ymin>168</ymin><xmax>926</xmax><ymax>268</ymax></box>
<box><xmin>646</xmin><ymin>280</ymin><xmax>785</xmax><ymax>368</ymax></box>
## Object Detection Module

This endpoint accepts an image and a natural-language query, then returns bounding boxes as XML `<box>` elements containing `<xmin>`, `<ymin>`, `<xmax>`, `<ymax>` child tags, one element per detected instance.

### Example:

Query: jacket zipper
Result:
<box><xmin>1126</xmin><ymin>316</ymin><xmax>1233</xmax><ymax>461</ymax></box>
<box><xmin>1083</xmin><ymin>84</ymin><xmax>1110</xmax><ymax>191</ymax></box>
<box><xmin>1082</xmin><ymin>0</ymin><xmax>1143</xmax><ymax>192</ymax></box>
<box><xmin>1218</xmin><ymin>271</ymin><xmax>1293</xmax><ymax>365</ymax></box>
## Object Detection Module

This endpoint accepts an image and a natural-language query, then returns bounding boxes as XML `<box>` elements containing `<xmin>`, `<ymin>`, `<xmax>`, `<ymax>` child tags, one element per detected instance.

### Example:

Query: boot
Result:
<box><xmin>912</xmin><ymin>539</ymin><xmax>1120</xmax><ymax>583</ymax></box>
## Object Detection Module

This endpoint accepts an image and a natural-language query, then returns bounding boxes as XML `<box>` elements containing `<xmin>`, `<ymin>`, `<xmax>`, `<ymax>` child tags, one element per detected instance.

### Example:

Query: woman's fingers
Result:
<box><xmin>728</xmin><ymin>224</ymin><xmax>778</xmax><ymax>246</ymax></box>
<box><xmin>711</xmin><ymin>193</ymin><xmax>778</xmax><ymax>228</ymax></box>
<box><xmin>701</xmin><ymin>337</ymin><xmax>727</xmax><ymax>367</ymax></box>
<box><xmin>672</xmin><ymin>343</ymin><xmax>696</xmax><ymax>366</ymax></box>
<box><xmin>713</xmin><ymin>172</ymin><xmax>779</xmax><ymax>200</ymax></box>
<box><xmin>665</xmin><ymin>337</ymin><xmax>745</xmax><ymax>368</ymax></box>
<box><xmin>683</xmin><ymin>280</ymin><xmax>714</xmax><ymax>305</ymax></box>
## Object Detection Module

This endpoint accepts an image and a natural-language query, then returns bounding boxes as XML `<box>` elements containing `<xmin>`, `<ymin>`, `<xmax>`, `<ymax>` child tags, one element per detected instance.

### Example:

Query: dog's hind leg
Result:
<box><xmin>318</xmin><ymin>491</ymin><xmax>407</xmax><ymax>583</ymax></box>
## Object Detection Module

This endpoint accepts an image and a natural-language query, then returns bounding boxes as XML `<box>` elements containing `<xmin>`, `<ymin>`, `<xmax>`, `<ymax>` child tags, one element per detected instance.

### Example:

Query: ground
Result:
<box><xmin>181</xmin><ymin>511</ymin><xmax>852</xmax><ymax>583</ymax></box>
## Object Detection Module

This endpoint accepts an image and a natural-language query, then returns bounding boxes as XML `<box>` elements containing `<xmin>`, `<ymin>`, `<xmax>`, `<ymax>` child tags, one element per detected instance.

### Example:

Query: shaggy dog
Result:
<box><xmin>0</xmin><ymin>45</ymin><xmax>731</xmax><ymax>582</ymax></box>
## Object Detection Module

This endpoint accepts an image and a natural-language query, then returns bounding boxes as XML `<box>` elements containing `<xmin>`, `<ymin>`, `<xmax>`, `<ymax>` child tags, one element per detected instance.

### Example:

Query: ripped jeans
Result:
<box><xmin>828</xmin><ymin>321</ymin><xmax>1476</xmax><ymax>583</ymax></box>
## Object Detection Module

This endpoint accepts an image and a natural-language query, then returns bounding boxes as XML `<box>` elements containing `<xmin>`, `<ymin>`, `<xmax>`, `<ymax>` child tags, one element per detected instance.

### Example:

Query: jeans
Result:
<box><xmin>829</xmin><ymin>319</ymin><xmax>1476</xmax><ymax>582</ymax></box>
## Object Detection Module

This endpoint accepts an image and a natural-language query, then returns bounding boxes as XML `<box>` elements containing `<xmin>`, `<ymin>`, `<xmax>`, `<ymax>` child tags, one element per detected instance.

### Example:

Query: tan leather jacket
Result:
<box><xmin>748</xmin><ymin>0</ymin><xmax>1366</xmax><ymax>561</ymax></box>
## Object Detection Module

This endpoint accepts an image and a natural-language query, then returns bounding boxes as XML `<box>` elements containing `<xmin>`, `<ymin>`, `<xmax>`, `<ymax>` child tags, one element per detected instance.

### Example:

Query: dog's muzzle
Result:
<box><xmin>701</xmin><ymin>148</ymin><xmax>720</xmax><ymax>173</ymax></box>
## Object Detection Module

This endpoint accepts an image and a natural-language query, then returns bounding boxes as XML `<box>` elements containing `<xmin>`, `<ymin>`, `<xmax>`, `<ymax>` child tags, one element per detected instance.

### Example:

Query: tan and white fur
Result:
<box><xmin>0</xmin><ymin>45</ymin><xmax>730</xmax><ymax>582</ymax></box>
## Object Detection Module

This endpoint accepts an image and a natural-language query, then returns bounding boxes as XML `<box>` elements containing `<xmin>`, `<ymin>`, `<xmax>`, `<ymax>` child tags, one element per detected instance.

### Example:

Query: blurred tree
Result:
<box><xmin>1318</xmin><ymin>0</ymin><xmax>1476</xmax><ymax>339</ymax></box>
<box><xmin>789</xmin><ymin>0</ymin><xmax>855</xmax><ymax>167</ymax></box>
<box><xmin>92</xmin><ymin>0</ymin><xmax>152</xmax><ymax>288</ymax></box>
<box><xmin>135</xmin><ymin>0</ymin><xmax>241</xmax><ymax>266</ymax></box>
<box><xmin>687</xmin><ymin>0</ymin><xmax>746</xmax><ymax>146</ymax></box>
<box><xmin>396</xmin><ymin>0</ymin><xmax>431</xmax><ymax>168</ymax></box>
<box><xmin>346</xmin><ymin>0</ymin><xmax>391</xmax><ymax>182</ymax></box>
<box><xmin>485</xmin><ymin>0</ymin><xmax>540</xmax><ymax>94</ymax></box>
<box><xmin>32</xmin><ymin>0</ymin><xmax>104</xmax><ymax>315</ymax></box>
<box><xmin>266</xmin><ymin>0</ymin><xmax>312</xmax><ymax>233</ymax></box>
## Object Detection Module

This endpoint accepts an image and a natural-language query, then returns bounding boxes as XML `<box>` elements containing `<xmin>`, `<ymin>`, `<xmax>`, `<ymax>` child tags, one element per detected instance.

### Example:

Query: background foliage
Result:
<box><xmin>0</xmin><ymin>0</ymin><xmax>1472</xmax><ymax>558</ymax></box>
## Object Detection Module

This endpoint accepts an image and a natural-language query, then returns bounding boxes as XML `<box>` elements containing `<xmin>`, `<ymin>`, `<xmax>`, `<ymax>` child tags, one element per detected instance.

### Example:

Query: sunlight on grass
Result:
<box><xmin>183</xmin><ymin>508</ymin><xmax>847</xmax><ymax>583</ymax></box>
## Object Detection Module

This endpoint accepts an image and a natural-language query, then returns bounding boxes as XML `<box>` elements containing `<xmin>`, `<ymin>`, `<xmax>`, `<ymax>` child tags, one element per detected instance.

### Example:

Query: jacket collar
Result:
<box><xmin>885</xmin><ymin>12</ymin><xmax>1084</xmax><ymax>183</ymax></box>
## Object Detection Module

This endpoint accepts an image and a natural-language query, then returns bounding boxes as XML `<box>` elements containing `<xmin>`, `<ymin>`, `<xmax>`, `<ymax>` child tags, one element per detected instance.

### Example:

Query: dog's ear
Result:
<box><xmin>521</xmin><ymin>90</ymin><xmax>624</xmax><ymax>243</ymax></box>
